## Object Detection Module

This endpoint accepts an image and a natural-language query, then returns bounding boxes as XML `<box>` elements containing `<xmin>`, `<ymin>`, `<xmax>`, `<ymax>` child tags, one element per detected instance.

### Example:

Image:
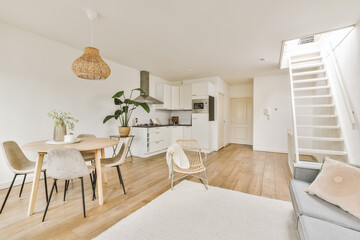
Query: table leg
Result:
<box><xmin>28</xmin><ymin>153</ymin><xmax>44</xmax><ymax>216</ymax></box>
<box><xmin>95</xmin><ymin>149</ymin><xmax>104</xmax><ymax>205</ymax></box>
<box><xmin>101</xmin><ymin>149</ymin><xmax>107</xmax><ymax>183</ymax></box>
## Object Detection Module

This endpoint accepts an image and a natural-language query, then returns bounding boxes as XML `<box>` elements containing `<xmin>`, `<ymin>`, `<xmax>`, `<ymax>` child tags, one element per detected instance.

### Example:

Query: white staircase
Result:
<box><xmin>288</xmin><ymin>50</ymin><xmax>348</xmax><ymax>163</ymax></box>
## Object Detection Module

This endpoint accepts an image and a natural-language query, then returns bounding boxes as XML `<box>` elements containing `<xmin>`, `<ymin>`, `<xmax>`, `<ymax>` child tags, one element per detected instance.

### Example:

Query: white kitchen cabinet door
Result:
<box><xmin>192</xmin><ymin>82</ymin><xmax>215</xmax><ymax>97</ymax></box>
<box><xmin>180</xmin><ymin>84</ymin><xmax>192</xmax><ymax>109</ymax></box>
<box><xmin>171</xmin><ymin>126</ymin><xmax>183</xmax><ymax>143</ymax></box>
<box><xmin>171</xmin><ymin>86</ymin><xmax>180</xmax><ymax>109</ymax></box>
<box><xmin>191</xmin><ymin>114</ymin><xmax>210</xmax><ymax>150</ymax></box>
<box><xmin>183</xmin><ymin>126</ymin><xmax>192</xmax><ymax>140</ymax></box>
<box><xmin>164</xmin><ymin>84</ymin><xmax>172</xmax><ymax>109</ymax></box>
<box><xmin>156</xmin><ymin>84</ymin><xmax>172</xmax><ymax>109</ymax></box>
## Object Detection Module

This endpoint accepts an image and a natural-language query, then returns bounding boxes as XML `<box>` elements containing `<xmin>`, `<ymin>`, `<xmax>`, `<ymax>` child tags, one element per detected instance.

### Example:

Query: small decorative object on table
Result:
<box><xmin>48</xmin><ymin>110</ymin><xmax>79</xmax><ymax>142</ymax></box>
<box><xmin>103</xmin><ymin>88</ymin><xmax>150</xmax><ymax>137</ymax></box>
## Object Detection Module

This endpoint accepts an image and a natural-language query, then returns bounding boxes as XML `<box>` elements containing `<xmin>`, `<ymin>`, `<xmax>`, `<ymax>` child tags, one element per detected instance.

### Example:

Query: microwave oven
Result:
<box><xmin>192</xmin><ymin>99</ymin><xmax>208</xmax><ymax>113</ymax></box>
<box><xmin>192</xmin><ymin>96</ymin><xmax>214</xmax><ymax>121</ymax></box>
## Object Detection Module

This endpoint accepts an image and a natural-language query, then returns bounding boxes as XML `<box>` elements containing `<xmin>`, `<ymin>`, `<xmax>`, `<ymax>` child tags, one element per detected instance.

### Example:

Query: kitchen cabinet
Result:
<box><xmin>156</xmin><ymin>84</ymin><xmax>171</xmax><ymax>109</ymax></box>
<box><xmin>171</xmin><ymin>126</ymin><xmax>183</xmax><ymax>143</ymax></box>
<box><xmin>180</xmin><ymin>84</ymin><xmax>192</xmax><ymax>109</ymax></box>
<box><xmin>192</xmin><ymin>114</ymin><xmax>210</xmax><ymax>151</ymax></box>
<box><xmin>183</xmin><ymin>126</ymin><xmax>192</xmax><ymax>140</ymax></box>
<box><xmin>192</xmin><ymin>82</ymin><xmax>215</xmax><ymax>97</ymax></box>
<box><xmin>171</xmin><ymin>86</ymin><xmax>180</xmax><ymax>109</ymax></box>
<box><xmin>131</xmin><ymin>125</ymin><xmax>192</xmax><ymax>158</ymax></box>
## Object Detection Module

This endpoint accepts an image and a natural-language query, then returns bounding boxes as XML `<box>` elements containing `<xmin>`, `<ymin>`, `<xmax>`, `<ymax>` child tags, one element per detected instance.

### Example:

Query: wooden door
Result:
<box><xmin>218</xmin><ymin>93</ymin><xmax>225</xmax><ymax>149</ymax></box>
<box><xmin>230</xmin><ymin>98</ymin><xmax>252</xmax><ymax>145</ymax></box>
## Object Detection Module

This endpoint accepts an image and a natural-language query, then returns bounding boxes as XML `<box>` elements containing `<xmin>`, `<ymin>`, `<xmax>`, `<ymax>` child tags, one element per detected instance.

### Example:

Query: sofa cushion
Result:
<box><xmin>290</xmin><ymin>179</ymin><xmax>360</xmax><ymax>232</ymax></box>
<box><xmin>306</xmin><ymin>157</ymin><xmax>360</xmax><ymax>218</ymax></box>
<box><xmin>298</xmin><ymin>215</ymin><xmax>360</xmax><ymax>240</ymax></box>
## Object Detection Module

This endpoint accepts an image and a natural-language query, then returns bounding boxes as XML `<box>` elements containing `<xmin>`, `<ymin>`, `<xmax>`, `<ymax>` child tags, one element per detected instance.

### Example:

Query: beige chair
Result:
<box><xmin>170</xmin><ymin>140</ymin><xmax>208</xmax><ymax>190</ymax></box>
<box><xmin>42</xmin><ymin>148</ymin><xmax>96</xmax><ymax>222</ymax></box>
<box><xmin>0</xmin><ymin>141</ymin><xmax>48</xmax><ymax>213</ymax></box>
<box><xmin>95</xmin><ymin>138</ymin><xmax>131</xmax><ymax>195</ymax></box>
<box><xmin>77</xmin><ymin>134</ymin><xmax>96</xmax><ymax>162</ymax></box>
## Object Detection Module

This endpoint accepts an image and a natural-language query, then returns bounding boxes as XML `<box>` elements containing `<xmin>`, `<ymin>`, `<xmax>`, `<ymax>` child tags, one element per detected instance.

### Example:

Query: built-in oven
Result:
<box><xmin>192</xmin><ymin>98</ymin><xmax>208</xmax><ymax>113</ymax></box>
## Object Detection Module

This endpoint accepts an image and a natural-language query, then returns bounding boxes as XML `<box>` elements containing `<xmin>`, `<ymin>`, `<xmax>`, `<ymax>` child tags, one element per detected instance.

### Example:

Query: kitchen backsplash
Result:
<box><xmin>170</xmin><ymin>111</ymin><xmax>192</xmax><ymax>124</ymax></box>
<box><xmin>132</xmin><ymin>105</ymin><xmax>192</xmax><ymax>125</ymax></box>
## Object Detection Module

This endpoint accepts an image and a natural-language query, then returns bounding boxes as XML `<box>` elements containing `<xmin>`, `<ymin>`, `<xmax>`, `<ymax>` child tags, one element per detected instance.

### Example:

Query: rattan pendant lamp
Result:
<box><xmin>72</xmin><ymin>9</ymin><xmax>111</xmax><ymax>80</ymax></box>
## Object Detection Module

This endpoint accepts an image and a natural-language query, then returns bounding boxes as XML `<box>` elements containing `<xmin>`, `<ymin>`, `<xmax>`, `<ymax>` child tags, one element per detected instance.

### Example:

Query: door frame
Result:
<box><xmin>230</xmin><ymin>97</ymin><xmax>253</xmax><ymax>145</ymax></box>
<box><xmin>218</xmin><ymin>93</ymin><xmax>225</xmax><ymax>150</ymax></box>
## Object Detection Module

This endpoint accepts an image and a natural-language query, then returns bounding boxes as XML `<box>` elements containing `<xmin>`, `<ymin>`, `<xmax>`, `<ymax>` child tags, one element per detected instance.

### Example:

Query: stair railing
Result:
<box><xmin>288</xmin><ymin>57</ymin><xmax>300</xmax><ymax>163</ymax></box>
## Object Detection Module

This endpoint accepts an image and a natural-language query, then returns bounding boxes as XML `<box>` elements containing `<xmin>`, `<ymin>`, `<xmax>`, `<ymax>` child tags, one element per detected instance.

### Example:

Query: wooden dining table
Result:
<box><xmin>22</xmin><ymin>138</ymin><xmax>119</xmax><ymax>216</ymax></box>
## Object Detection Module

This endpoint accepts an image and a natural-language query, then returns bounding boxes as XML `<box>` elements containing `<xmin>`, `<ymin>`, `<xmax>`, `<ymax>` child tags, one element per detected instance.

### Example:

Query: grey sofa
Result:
<box><xmin>290</xmin><ymin>164</ymin><xmax>360</xmax><ymax>240</ymax></box>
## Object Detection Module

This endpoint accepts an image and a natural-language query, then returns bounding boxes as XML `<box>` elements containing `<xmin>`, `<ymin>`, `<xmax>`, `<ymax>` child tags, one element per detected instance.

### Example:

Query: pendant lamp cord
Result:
<box><xmin>90</xmin><ymin>20</ymin><xmax>94</xmax><ymax>47</ymax></box>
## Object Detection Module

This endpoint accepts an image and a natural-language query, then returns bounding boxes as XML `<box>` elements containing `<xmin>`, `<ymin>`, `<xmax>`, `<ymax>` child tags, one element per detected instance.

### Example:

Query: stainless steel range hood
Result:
<box><xmin>133</xmin><ymin>71</ymin><xmax>163</xmax><ymax>104</ymax></box>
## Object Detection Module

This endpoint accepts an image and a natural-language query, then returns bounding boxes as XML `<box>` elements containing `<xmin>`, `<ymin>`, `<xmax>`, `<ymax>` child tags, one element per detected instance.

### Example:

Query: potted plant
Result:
<box><xmin>48</xmin><ymin>110</ymin><xmax>79</xmax><ymax>141</ymax></box>
<box><xmin>103</xmin><ymin>88</ymin><xmax>150</xmax><ymax>136</ymax></box>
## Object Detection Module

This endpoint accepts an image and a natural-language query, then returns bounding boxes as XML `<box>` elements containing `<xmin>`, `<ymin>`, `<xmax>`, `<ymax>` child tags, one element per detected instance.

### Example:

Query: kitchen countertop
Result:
<box><xmin>132</xmin><ymin>124</ymin><xmax>192</xmax><ymax>128</ymax></box>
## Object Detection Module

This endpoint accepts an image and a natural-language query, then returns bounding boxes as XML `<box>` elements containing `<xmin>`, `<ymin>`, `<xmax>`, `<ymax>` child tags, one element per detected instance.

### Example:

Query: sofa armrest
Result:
<box><xmin>293</xmin><ymin>162</ymin><xmax>321</xmax><ymax>183</ymax></box>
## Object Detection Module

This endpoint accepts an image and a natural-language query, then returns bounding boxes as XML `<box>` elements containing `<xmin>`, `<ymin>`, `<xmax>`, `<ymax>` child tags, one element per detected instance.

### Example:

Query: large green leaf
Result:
<box><xmin>112</xmin><ymin>91</ymin><xmax>124</xmax><ymax>98</ymax></box>
<box><xmin>122</xmin><ymin>106</ymin><xmax>129</xmax><ymax>113</ymax></box>
<box><xmin>103</xmin><ymin>115</ymin><xmax>114</xmax><ymax>124</ymax></box>
<box><xmin>139</xmin><ymin>103</ymin><xmax>150</xmax><ymax>113</ymax></box>
<box><xmin>114</xmin><ymin>98</ymin><xmax>123</xmax><ymax>105</ymax></box>
<box><xmin>124</xmin><ymin>99</ymin><xmax>135</xmax><ymax>105</ymax></box>
<box><xmin>114</xmin><ymin>110</ymin><xmax>122</xmax><ymax>118</ymax></box>
<box><xmin>132</xmin><ymin>88</ymin><xmax>146</xmax><ymax>95</ymax></box>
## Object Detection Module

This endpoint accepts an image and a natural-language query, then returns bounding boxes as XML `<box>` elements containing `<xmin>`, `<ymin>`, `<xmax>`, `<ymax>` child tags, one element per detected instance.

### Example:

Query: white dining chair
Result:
<box><xmin>42</xmin><ymin>148</ymin><xmax>96</xmax><ymax>222</ymax></box>
<box><xmin>94</xmin><ymin>138</ymin><xmax>131</xmax><ymax>195</ymax></box>
<box><xmin>0</xmin><ymin>141</ymin><xmax>48</xmax><ymax>213</ymax></box>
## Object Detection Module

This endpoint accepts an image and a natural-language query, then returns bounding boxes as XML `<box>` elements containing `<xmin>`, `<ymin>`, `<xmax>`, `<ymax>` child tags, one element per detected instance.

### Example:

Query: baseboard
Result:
<box><xmin>252</xmin><ymin>147</ymin><xmax>288</xmax><ymax>154</ymax></box>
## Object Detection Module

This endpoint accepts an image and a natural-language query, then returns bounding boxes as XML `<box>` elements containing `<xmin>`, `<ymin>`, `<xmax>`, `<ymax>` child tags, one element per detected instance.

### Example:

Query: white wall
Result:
<box><xmin>229</xmin><ymin>83</ymin><xmax>253</xmax><ymax>98</ymax></box>
<box><xmin>0</xmin><ymin>22</ymin><xmax>170</xmax><ymax>187</ymax></box>
<box><xmin>253</xmin><ymin>74</ymin><xmax>292</xmax><ymax>153</ymax></box>
<box><xmin>323</xmin><ymin>24</ymin><xmax>360</xmax><ymax>164</ymax></box>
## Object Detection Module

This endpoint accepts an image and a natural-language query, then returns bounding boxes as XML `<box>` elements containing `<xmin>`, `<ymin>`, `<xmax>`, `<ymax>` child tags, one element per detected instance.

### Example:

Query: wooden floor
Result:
<box><xmin>0</xmin><ymin>144</ymin><xmax>292</xmax><ymax>240</ymax></box>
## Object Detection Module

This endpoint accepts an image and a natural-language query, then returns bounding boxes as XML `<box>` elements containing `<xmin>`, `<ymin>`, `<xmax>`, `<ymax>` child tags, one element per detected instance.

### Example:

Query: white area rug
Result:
<box><xmin>94</xmin><ymin>181</ymin><xmax>298</xmax><ymax>240</ymax></box>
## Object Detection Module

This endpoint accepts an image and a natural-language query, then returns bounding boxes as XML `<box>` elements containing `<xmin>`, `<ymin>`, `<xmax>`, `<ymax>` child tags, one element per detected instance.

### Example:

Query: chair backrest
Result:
<box><xmin>108</xmin><ymin>138</ymin><xmax>131</xmax><ymax>166</ymax></box>
<box><xmin>46</xmin><ymin>148</ymin><xmax>89</xmax><ymax>180</ymax></box>
<box><xmin>1</xmin><ymin>141</ymin><xmax>31</xmax><ymax>173</ymax></box>
<box><xmin>77</xmin><ymin>134</ymin><xmax>96</xmax><ymax>138</ymax></box>
<box><xmin>176</xmin><ymin>139</ymin><xmax>203</xmax><ymax>166</ymax></box>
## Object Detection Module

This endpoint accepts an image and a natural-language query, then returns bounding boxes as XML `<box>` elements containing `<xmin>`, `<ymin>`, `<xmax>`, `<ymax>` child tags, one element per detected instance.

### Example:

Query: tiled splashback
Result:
<box><xmin>170</xmin><ymin>111</ymin><xmax>192</xmax><ymax>124</ymax></box>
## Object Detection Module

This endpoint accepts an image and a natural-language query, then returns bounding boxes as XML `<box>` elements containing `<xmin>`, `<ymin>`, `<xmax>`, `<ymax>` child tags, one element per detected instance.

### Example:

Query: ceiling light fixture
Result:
<box><xmin>71</xmin><ymin>9</ymin><xmax>111</xmax><ymax>80</ymax></box>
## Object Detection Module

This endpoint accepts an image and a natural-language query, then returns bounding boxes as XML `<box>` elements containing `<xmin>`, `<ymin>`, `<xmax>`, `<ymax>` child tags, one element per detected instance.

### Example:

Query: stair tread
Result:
<box><xmin>298</xmin><ymin>136</ymin><xmax>344</xmax><ymax>141</ymax></box>
<box><xmin>292</xmin><ymin>70</ymin><xmax>326</xmax><ymax>77</ymax></box>
<box><xmin>290</xmin><ymin>51</ymin><xmax>321</xmax><ymax>59</ymax></box>
<box><xmin>296</xmin><ymin>115</ymin><xmax>338</xmax><ymax>118</ymax></box>
<box><xmin>294</xmin><ymin>86</ymin><xmax>329</xmax><ymax>91</ymax></box>
<box><xmin>296</xmin><ymin>104</ymin><xmax>335</xmax><ymax>107</ymax></box>
<box><xmin>297</xmin><ymin>125</ymin><xmax>340</xmax><ymax>129</ymax></box>
<box><xmin>299</xmin><ymin>148</ymin><xmax>347</xmax><ymax>155</ymax></box>
<box><xmin>293</xmin><ymin>77</ymin><xmax>328</xmax><ymax>84</ymax></box>
<box><xmin>292</xmin><ymin>63</ymin><xmax>324</xmax><ymax>70</ymax></box>
<box><xmin>291</xmin><ymin>56</ymin><xmax>322</xmax><ymax>64</ymax></box>
<box><xmin>294</xmin><ymin>95</ymin><xmax>332</xmax><ymax>99</ymax></box>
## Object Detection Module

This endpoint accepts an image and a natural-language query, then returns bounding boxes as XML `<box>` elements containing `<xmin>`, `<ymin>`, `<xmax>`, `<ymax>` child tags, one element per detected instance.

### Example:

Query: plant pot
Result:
<box><xmin>53</xmin><ymin>120</ymin><xmax>67</xmax><ymax>142</ymax></box>
<box><xmin>118</xmin><ymin>126</ymin><xmax>131</xmax><ymax>137</ymax></box>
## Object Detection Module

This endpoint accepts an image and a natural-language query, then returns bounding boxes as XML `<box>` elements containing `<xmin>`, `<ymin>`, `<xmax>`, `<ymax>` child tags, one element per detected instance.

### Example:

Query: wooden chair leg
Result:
<box><xmin>42</xmin><ymin>179</ymin><xmax>57</xmax><ymax>222</ymax></box>
<box><xmin>0</xmin><ymin>174</ymin><xmax>17</xmax><ymax>214</ymax></box>
<box><xmin>80</xmin><ymin>177</ymin><xmax>86</xmax><ymax>218</ymax></box>
<box><xmin>116</xmin><ymin>166</ymin><xmax>126</xmax><ymax>195</ymax></box>
<box><xmin>19</xmin><ymin>174</ymin><xmax>27</xmax><ymax>197</ymax></box>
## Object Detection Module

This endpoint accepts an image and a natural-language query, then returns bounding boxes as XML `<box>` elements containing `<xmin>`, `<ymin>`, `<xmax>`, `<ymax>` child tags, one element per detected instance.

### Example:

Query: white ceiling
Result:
<box><xmin>0</xmin><ymin>0</ymin><xmax>359</xmax><ymax>84</ymax></box>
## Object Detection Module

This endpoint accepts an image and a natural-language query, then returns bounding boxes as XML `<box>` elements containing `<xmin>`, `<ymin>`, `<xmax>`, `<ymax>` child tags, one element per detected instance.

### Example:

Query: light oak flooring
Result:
<box><xmin>0</xmin><ymin>144</ymin><xmax>292</xmax><ymax>240</ymax></box>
